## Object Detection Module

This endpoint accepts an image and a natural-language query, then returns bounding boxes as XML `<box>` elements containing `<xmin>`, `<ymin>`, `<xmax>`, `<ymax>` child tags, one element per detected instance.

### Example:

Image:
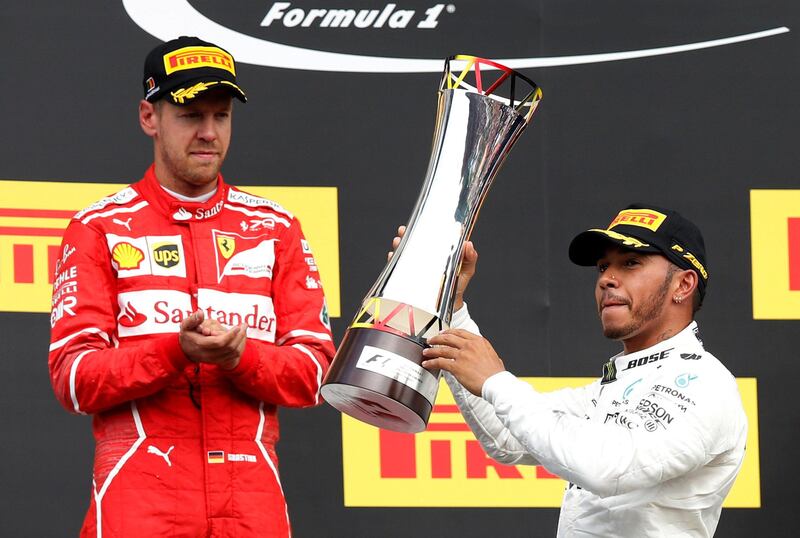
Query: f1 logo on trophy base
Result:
<box><xmin>322</xmin><ymin>55</ymin><xmax>542</xmax><ymax>433</ymax></box>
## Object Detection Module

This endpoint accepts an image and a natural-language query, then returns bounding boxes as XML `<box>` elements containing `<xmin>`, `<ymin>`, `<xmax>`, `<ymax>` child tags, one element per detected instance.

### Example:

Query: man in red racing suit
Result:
<box><xmin>48</xmin><ymin>36</ymin><xmax>335</xmax><ymax>537</ymax></box>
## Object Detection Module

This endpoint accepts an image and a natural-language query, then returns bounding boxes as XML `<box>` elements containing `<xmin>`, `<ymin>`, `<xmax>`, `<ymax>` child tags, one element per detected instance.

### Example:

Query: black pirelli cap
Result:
<box><xmin>568</xmin><ymin>204</ymin><xmax>709</xmax><ymax>298</ymax></box>
<box><xmin>143</xmin><ymin>36</ymin><xmax>247</xmax><ymax>106</ymax></box>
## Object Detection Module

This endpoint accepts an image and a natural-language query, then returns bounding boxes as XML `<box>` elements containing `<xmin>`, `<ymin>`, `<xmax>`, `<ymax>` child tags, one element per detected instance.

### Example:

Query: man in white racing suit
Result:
<box><xmin>417</xmin><ymin>204</ymin><xmax>747</xmax><ymax>537</ymax></box>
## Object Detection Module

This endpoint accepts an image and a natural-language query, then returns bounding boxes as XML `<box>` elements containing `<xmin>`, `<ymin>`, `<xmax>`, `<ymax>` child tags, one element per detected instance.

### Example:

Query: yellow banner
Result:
<box><xmin>751</xmin><ymin>189</ymin><xmax>800</xmax><ymax>319</ymax></box>
<box><xmin>0</xmin><ymin>180</ymin><xmax>340</xmax><ymax>316</ymax></box>
<box><xmin>342</xmin><ymin>377</ymin><xmax>760</xmax><ymax>508</ymax></box>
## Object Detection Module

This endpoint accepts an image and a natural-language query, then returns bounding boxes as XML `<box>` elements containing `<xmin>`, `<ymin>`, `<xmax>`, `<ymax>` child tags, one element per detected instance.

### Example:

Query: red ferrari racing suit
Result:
<box><xmin>48</xmin><ymin>166</ymin><xmax>335</xmax><ymax>537</ymax></box>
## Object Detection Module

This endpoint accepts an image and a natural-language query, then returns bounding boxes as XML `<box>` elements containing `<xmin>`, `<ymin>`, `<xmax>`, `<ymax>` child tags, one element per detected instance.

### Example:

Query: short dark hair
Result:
<box><xmin>692</xmin><ymin>287</ymin><xmax>703</xmax><ymax>314</ymax></box>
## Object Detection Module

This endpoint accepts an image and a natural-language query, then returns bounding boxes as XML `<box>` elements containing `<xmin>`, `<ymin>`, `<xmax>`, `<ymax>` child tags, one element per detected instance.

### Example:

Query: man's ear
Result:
<box><xmin>675</xmin><ymin>268</ymin><xmax>699</xmax><ymax>300</ymax></box>
<box><xmin>139</xmin><ymin>99</ymin><xmax>158</xmax><ymax>137</ymax></box>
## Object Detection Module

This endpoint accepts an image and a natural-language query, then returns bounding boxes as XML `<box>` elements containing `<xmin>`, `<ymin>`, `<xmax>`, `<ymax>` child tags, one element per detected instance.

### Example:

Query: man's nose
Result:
<box><xmin>197</xmin><ymin>117</ymin><xmax>217</xmax><ymax>141</ymax></box>
<box><xmin>598</xmin><ymin>272</ymin><xmax>618</xmax><ymax>290</ymax></box>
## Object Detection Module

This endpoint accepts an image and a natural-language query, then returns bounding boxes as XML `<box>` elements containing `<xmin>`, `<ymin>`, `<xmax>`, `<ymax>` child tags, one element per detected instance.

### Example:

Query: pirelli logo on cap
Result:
<box><xmin>163</xmin><ymin>46</ymin><xmax>235</xmax><ymax>76</ymax></box>
<box><xmin>340</xmin><ymin>377</ymin><xmax>760</xmax><ymax>508</ymax></box>
<box><xmin>609</xmin><ymin>209</ymin><xmax>667</xmax><ymax>232</ymax></box>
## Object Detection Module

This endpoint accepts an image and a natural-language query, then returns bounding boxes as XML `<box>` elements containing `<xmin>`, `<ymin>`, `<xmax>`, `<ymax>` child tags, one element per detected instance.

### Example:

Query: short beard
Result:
<box><xmin>159</xmin><ymin>144</ymin><xmax>220</xmax><ymax>186</ymax></box>
<box><xmin>603</xmin><ymin>265</ymin><xmax>678</xmax><ymax>340</ymax></box>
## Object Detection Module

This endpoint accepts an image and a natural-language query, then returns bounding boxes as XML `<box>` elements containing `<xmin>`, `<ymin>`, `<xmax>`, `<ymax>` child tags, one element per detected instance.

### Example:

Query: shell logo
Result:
<box><xmin>112</xmin><ymin>242</ymin><xmax>145</xmax><ymax>270</ymax></box>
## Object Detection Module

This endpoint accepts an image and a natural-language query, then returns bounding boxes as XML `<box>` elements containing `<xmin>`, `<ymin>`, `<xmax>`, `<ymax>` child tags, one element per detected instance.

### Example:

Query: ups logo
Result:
<box><xmin>153</xmin><ymin>243</ymin><xmax>180</xmax><ymax>268</ymax></box>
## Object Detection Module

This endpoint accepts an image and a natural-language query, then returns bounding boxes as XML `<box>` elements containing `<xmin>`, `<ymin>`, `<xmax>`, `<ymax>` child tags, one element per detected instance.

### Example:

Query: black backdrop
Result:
<box><xmin>1</xmin><ymin>1</ymin><xmax>798</xmax><ymax>536</ymax></box>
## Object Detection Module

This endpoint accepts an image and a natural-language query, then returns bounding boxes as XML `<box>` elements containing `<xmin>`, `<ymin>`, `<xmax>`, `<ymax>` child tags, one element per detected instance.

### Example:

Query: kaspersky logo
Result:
<box><xmin>123</xmin><ymin>0</ymin><xmax>789</xmax><ymax>73</ymax></box>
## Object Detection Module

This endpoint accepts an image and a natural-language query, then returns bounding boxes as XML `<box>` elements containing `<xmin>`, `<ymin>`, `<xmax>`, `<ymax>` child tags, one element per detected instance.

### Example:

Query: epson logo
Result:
<box><xmin>261</xmin><ymin>2</ymin><xmax>455</xmax><ymax>30</ymax></box>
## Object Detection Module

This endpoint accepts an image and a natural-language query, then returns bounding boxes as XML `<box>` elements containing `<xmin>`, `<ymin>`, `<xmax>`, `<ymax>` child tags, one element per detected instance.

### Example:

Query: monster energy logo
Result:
<box><xmin>601</xmin><ymin>359</ymin><xmax>617</xmax><ymax>384</ymax></box>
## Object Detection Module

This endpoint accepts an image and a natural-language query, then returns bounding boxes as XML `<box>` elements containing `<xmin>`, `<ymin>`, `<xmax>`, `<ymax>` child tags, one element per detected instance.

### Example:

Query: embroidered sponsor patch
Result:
<box><xmin>227</xmin><ymin>190</ymin><xmax>293</xmax><ymax>217</ymax></box>
<box><xmin>74</xmin><ymin>187</ymin><xmax>138</xmax><ymax>220</ymax></box>
<box><xmin>213</xmin><ymin>231</ymin><xmax>275</xmax><ymax>282</ymax></box>
<box><xmin>115</xmin><ymin>290</ymin><xmax>193</xmax><ymax>337</ymax></box>
<box><xmin>197</xmin><ymin>288</ymin><xmax>278</xmax><ymax>343</ymax></box>
<box><xmin>228</xmin><ymin>453</ymin><xmax>257</xmax><ymax>463</ymax></box>
<box><xmin>106</xmin><ymin>234</ymin><xmax>186</xmax><ymax>278</ymax></box>
<box><xmin>164</xmin><ymin>46</ymin><xmax>236</xmax><ymax>75</ymax></box>
<box><xmin>207</xmin><ymin>450</ymin><xmax>225</xmax><ymax>464</ymax></box>
<box><xmin>608</xmin><ymin>208</ymin><xmax>667</xmax><ymax>231</ymax></box>
<box><xmin>152</xmin><ymin>243</ymin><xmax>180</xmax><ymax>268</ymax></box>
<box><xmin>111</xmin><ymin>242</ymin><xmax>144</xmax><ymax>270</ymax></box>
<box><xmin>320</xmin><ymin>300</ymin><xmax>330</xmax><ymax>328</ymax></box>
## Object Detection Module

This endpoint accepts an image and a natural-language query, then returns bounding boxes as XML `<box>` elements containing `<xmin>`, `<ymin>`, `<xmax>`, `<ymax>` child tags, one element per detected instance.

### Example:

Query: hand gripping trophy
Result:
<box><xmin>322</xmin><ymin>55</ymin><xmax>542</xmax><ymax>433</ymax></box>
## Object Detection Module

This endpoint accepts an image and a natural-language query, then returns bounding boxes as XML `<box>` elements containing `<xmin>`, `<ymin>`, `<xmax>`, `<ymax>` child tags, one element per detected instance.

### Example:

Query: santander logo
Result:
<box><xmin>172</xmin><ymin>207</ymin><xmax>192</xmax><ymax>221</ymax></box>
<box><xmin>115</xmin><ymin>289</ymin><xmax>278</xmax><ymax>342</ymax></box>
<box><xmin>123</xmin><ymin>0</ymin><xmax>788</xmax><ymax>73</ymax></box>
<box><xmin>119</xmin><ymin>302</ymin><xmax>147</xmax><ymax>327</ymax></box>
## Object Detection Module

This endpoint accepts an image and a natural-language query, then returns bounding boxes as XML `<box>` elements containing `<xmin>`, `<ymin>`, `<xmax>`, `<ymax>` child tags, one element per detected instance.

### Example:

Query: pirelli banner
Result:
<box><xmin>750</xmin><ymin>190</ymin><xmax>800</xmax><ymax>319</ymax></box>
<box><xmin>341</xmin><ymin>378</ymin><xmax>761</xmax><ymax>508</ymax></box>
<box><xmin>0</xmin><ymin>180</ymin><xmax>340</xmax><ymax>318</ymax></box>
<box><xmin>2</xmin><ymin>1</ymin><xmax>799</xmax><ymax>537</ymax></box>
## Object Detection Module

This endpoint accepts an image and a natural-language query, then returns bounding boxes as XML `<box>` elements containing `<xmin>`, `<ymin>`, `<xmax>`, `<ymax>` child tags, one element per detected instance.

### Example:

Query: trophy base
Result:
<box><xmin>321</xmin><ymin>327</ymin><xmax>438</xmax><ymax>433</ymax></box>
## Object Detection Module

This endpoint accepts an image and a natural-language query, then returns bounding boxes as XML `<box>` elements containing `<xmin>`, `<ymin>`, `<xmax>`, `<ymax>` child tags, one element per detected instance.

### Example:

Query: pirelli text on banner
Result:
<box><xmin>341</xmin><ymin>377</ymin><xmax>761</xmax><ymax>508</ymax></box>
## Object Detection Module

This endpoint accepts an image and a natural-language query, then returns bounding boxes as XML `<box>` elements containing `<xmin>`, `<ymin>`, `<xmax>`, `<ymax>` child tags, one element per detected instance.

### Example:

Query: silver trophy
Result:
<box><xmin>322</xmin><ymin>55</ymin><xmax>542</xmax><ymax>433</ymax></box>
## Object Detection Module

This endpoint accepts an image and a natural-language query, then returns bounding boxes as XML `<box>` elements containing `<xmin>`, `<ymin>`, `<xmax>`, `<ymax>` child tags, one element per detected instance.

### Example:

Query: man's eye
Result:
<box><xmin>597</xmin><ymin>264</ymin><xmax>609</xmax><ymax>273</ymax></box>
<box><xmin>625</xmin><ymin>259</ymin><xmax>640</xmax><ymax>267</ymax></box>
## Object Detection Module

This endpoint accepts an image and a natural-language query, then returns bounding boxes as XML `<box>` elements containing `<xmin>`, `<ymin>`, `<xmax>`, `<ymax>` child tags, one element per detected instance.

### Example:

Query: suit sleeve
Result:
<box><xmin>445</xmin><ymin>304</ymin><xmax>595</xmax><ymax>466</ymax></box>
<box><xmin>224</xmin><ymin>217</ymin><xmax>335</xmax><ymax>407</ymax></box>
<box><xmin>48</xmin><ymin>220</ymin><xmax>189</xmax><ymax>415</ymax></box>
<box><xmin>482</xmin><ymin>367</ymin><xmax>738</xmax><ymax>498</ymax></box>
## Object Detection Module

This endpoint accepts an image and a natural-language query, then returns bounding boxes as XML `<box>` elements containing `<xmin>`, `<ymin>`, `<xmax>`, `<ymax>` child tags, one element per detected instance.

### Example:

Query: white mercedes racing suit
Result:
<box><xmin>446</xmin><ymin>305</ymin><xmax>747</xmax><ymax>537</ymax></box>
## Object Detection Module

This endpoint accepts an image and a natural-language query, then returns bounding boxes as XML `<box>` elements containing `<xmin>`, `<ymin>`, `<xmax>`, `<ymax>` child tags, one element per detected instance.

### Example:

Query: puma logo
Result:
<box><xmin>147</xmin><ymin>444</ymin><xmax>174</xmax><ymax>467</ymax></box>
<box><xmin>113</xmin><ymin>217</ymin><xmax>133</xmax><ymax>231</ymax></box>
